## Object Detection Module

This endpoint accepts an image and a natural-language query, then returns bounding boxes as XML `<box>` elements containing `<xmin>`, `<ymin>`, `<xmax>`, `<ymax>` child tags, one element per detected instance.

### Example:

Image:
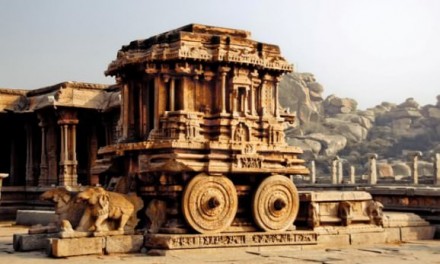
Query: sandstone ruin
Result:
<box><xmin>1</xmin><ymin>24</ymin><xmax>436</xmax><ymax>257</ymax></box>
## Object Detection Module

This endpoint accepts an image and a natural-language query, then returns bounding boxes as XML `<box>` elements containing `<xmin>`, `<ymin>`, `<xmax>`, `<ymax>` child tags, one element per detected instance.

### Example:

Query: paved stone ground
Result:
<box><xmin>2</xmin><ymin>222</ymin><xmax>440</xmax><ymax>264</ymax></box>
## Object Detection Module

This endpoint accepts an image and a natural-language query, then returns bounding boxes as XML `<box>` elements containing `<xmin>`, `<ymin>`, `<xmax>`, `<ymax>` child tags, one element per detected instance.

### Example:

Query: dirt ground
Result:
<box><xmin>1</xmin><ymin>222</ymin><xmax>440</xmax><ymax>264</ymax></box>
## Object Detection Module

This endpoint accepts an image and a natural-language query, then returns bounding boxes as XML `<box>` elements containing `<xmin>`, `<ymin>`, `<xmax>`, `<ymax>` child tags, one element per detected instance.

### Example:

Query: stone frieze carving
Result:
<box><xmin>145</xmin><ymin>231</ymin><xmax>317</xmax><ymax>249</ymax></box>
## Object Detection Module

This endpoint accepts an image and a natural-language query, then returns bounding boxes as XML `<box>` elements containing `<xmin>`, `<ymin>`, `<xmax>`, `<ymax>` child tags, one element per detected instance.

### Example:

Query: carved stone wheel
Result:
<box><xmin>252</xmin><ymin>175</ymin><xmax>299</xmax><ymax>232</ymax></box>
<box><xmin>182</xmin><ymin>174</ymin><xmax>238</xmax><ymax>234</ymax></box>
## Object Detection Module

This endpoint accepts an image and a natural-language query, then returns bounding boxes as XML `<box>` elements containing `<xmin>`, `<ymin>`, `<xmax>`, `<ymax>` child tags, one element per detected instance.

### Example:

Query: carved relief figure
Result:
<box><xmin>366</xmin><ymin>200</ymin><xmax>384</xmax><ymax>226</ymax></box>
<box><xmin>338</xmin><ymin>201</ymin><xmax>353</xmax><ymax>226</ymax></box>
<box><xmin>76</xmin><ymin>187</ymin><xmax>143</xmax><ymax>232</ymax></box>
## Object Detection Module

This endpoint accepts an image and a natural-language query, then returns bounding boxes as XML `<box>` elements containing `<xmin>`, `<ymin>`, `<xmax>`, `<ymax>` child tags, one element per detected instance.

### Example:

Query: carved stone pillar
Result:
<box><xmin>250</xmin><ymin>71</ymin><xmax>259</xmax><ymax>116</ymax></box>
<box><xmin>434</xmin><ymin>153</ymin><xmax>440</xmax><ymax>186</ymax></box>
<box><xmin>9</xmin><ymin>136</ymin><xmax>17</xmax><ymax>185</ymax></box>
<box><xmin>410</xmin><ymin>151</ymin><xmax>422</xmax><ymax>185</ymax></box>
<box><xmin>368</xmin><ymin>153</ymin><xmax>378</xmax><ymax>185</ymax></box>
<box><xmin>331</xmin><ymin>157</ymin><xmax>339</xmax><ymax>184</ymax></box>
<box><xmin>338</xmin><ymin>160</ymin><xmax>343</xmax><ymax>184</ymax></box>
<box><xmin>121</xmin><ymin>83</ymin><xmax>129</xmax><ymax>140</ymax></box>
<box><xmin>25</xmin><ymin>123</ymin><xmax>34</xmax><ymax>186</ymax></box>
<box><xmin>219</xmin><ymin>67</ymin><xmax>230</xmax><ymax>114</ymax></box>
<box><xmin>170</xmin><ymin>77</ymin><xmax>175</xmax><ymax>111</ymax></box>
<box><xmin>58</xmin><ymin>109</ymin><xmax>79</xmax><ymax>187</ymax></box>
<box><xmin>310</xmin><ymin>160</ymin><xmax>316</xmax><ymax>184</ymax></box>
<box><xmin>350</xmin><ymin>165</ymin><xmax>356</xmax><ymax>184</ymax></box>
<box><xmin>37</xmin><ymin>114</ymin><xmax>49</xmax><ymax>186</ymax></box>
<box><xmin>274</xmin><ymin>77</ymin><xmax>280</xmax><ymax>117</ymax></box>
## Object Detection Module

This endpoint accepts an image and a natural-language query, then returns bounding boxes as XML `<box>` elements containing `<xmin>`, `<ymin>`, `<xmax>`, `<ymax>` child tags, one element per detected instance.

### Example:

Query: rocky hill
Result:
<box><xmin>279</xmin><ymin>72</ymin><xmax>440</xmax><ymax>177</ymax></box>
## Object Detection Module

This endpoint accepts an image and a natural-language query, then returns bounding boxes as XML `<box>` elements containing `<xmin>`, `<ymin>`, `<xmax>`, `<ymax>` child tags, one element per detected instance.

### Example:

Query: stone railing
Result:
<box><xmin>298</xmin><ymin>152</ymin><xmax>440</xmax><ymax>187</ymax></box>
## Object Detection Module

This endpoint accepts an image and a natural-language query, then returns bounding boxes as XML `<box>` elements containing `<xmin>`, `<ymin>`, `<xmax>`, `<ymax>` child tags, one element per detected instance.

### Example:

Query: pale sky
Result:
<box><xmin>1</xmin><ymin>0</ymin><xmax>439</xmax><ymax>109</ymax></box>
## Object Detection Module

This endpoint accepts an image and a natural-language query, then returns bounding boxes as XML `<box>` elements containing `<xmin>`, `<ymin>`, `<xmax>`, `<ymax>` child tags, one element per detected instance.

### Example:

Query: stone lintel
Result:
<box><xmin>144</xmin><ymin>231</ymin><xmax>317</xmax><ymax>249</ymax></box>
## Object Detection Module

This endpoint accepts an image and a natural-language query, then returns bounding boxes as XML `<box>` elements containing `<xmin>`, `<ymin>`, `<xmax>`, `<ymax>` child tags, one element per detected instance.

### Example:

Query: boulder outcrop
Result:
<box><xmin>280</xmin><ymin>72</ymin><xmax>440</xmax><ymax>177</ymax></box>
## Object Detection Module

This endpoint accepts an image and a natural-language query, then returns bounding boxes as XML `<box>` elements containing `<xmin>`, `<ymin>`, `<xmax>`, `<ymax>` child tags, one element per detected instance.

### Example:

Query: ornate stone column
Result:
<box><xmin>367</xmin><ymin>153</ymin><xmax>378</xmax><ymax>185</ymax></box>
<box><xmin>169</xmin><ymin>77</ymin><xmax>176</xmax><ymax>112</ymax></box>
<box><xmin>410</xmin><ymin>151</ymin><xmax>422</xmax><ymax>185</ymax></box>
<box><xmin>219</xmin><ymin>67</ymin><xmax>230</xmax><ymax>114</ymax></box>
<box><xmin>250</xmin><ymin>70</ymin><xmax>259</xmax><ymax>116</ymax></box>
<box><xmin>57</xmin><ymin>109</ymin><xmax>79</xmax><ymax>187</ymax></box>
<box><xmin>121</xmin><ymin>82</ymin><xmax>129</xmax><ymax>140</ymax></box>
<box><xmin>89</xmin><ymin>124</ymin><xmax>99</xmax><ymax>186</ymax></box>
<box><xmin>25</xmin><ymin>123</ymin><xmax>34</xmax><ymax>186</ymax></box>
<box><xmin>274</xmin><ymin>77</ymin><xmax>281</xmax><ymax>117</ymax></box>
<box><xmin>434</xmin><ymin>153</ymin><xmax>440</xmax><ymax>186</ymax></box>
<box><xmin>37</xmin><ymin>113</ymin><xmax>49</xmax><ymax>186</ymax></box>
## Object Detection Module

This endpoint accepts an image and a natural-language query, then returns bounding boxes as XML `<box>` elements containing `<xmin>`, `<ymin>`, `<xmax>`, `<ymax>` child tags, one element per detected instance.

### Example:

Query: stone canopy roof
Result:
<box><xmin>106</xmin><ymin>23</ymin><xmax>293</xmax><ymax>76</ymax></box>
<box><xmin>0</xmin><ymin>82</ymin><xmax>119</xmax><ymax>113</ymax></box>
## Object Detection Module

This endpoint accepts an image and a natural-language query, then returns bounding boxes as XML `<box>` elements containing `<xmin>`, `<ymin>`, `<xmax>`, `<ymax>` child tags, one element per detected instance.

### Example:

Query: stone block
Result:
<box><xmin>350</xmin><ymin>231</ymin><xmax>386</xmax><ymax>246</ymax></box>
<box><xmin>401</xmin><ymin>226</ymin><xmax>435</xmax><ymax>241</ymax></box>
<box><xmin>16</xmin><ymin>210</ymin><xmax>57</xmax><ymax>226</ymax></box>
<box><xmin>13</xmin><ymin>233</ymin><xmax>58</xmax><ymax>251</ymax></box>
<box><xmin>384</xmin><ymin>227</ymin><xmax>401</xmax><ymax>243</ymax></box>
<box><xmin>383</xmin><ymin>212</ymin><xmax>430</xmax><ymax>227</ymax></box>
<box><xmin>316</xmin><ymin>234</ymin><xmax>350</xmax><ymax>247</ymax></box>
<box><xmin>50</xmin><ymin>237</ymin><xmax>104</xmax><ymax>257</ymax></box>
<box><xmin>105</xmin><ymin>235</ymin><xmax>144</xmax><ymax>254</ymax></box>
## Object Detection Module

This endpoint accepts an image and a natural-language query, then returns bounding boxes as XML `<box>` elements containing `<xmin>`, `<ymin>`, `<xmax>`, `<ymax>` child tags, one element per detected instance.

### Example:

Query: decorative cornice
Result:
<box><xmin>106</xmin><ymin>24</ymin><xmax>293</xmax><ymax>76</ymax></box>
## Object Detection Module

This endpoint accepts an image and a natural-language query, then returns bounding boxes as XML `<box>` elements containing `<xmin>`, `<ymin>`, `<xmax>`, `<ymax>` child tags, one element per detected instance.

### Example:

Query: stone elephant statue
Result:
<box><xmin>40</xmin><ymin>187</ymin><xmax>88</xmax><ymax>231</ymax></box>
<box><xmin>76</xmin><ymin>186</ymin><xmax>143</xmax><ymax>232</ymax></box>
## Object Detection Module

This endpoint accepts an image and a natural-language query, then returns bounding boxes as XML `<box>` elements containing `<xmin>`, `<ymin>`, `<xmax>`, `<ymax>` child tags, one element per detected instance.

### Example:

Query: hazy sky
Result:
<box><xmin>1</xmin><ymin>0</ymin><xmax>439</xmax><ymax>109</ymax></box>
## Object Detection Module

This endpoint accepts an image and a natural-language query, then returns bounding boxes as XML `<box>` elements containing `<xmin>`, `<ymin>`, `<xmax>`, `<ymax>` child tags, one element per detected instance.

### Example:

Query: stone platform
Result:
<box><xmin>12</xmin><ymin>212</ymin><xmax>435</xmax><ymax>257</ymax></box>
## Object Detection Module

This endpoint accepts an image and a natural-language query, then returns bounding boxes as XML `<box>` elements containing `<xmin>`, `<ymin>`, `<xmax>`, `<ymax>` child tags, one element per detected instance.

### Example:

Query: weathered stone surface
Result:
<box><xmin>13</xmin><ymin>233</ymin><xmax>58</xmax><ymax>251</ymax></box>
<box><xmin>350</xmin><ymin>232</ymin><xmax>386</xmax><ymax>246</ymax></box>
<box><xmin>384</xmin><ymin>227</ymin><xmax>401</xmax><ymax>243</ymax></box>
<box><xmin>382</xmin><ymin>212</ymin><xmax>431</xmax><ymax>228</ymax></box>
<box><xmin>401</xmin><ymin>226</ymin><xmax>435</xmax><ymax>241</ymax></box>
<box><xmin>325</xmin><ymin>118</ymin><xmax>368</xmax><ymax>142</ymax></box>
<box><xmin>377</xmin><ymin>163</ymin><xmax>394</xmax><ymax>177</ymax></box>
<box><xmin>105</xmin><ymin>235</ymin><xmax>144</xmax><ymax>254</ymax></box>
<box><xmin>427</xmin><ymin>107</ymin><xmax>440</xmax><ymax>119</ymax></box>
<box><xmin>16</xmin><ymin>210</ymin><xmax>57</xmax><ymax>226</ymax></box>
<box><xmin>392</xmin><ymin>163</ymin><xmax>411</xmax><ymax>177</ymax></box>
<box><xmin>280</xmin><ymin>73</ymin><xmax>324</xmax><ymax>125</ymax></box>
<box><xmin>50</xmin><ymin>237</ymin><xmax>104</xmax><ymax>257</ymax></box>
<box><xmin>324</xmin><ymin>95</ymin><xmax>357</xmax><ymax>115</ymax></box>
<box><xmin>316</xmin><ymin>234</ymin><xmax>350</xmax><ymax>247</ymax></box>
<box><xmin>306</xmin><ymin>133</ymin><xmax>347</xmax><ymax>157</ymax></box>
